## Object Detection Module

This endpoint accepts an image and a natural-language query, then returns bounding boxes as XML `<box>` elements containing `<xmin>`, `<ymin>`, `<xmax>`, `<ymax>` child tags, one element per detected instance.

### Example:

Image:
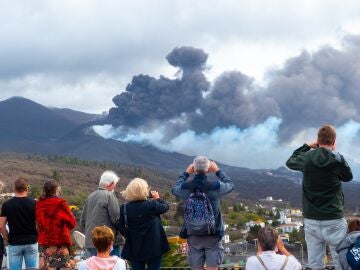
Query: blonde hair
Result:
<box><xmin>122</xmin><ymin>178</ymin><xmax>149</xmax><ymax>201</ymax></box>
<box><xmin>92</xmin><ymin>226</ymin><xmax>114</xmax><ymax>252</ymax></box>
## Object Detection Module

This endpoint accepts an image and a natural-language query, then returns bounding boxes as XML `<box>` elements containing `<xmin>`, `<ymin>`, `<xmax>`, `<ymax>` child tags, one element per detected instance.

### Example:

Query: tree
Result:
<box><xmin>272</xmin><ymin>219</ymin><xmax>281</xmax><ymax>227</ymax></box>
<box><xmin>256</xmin><ymin>207</ymin><xmax>266</xmax><ymax>216</ymax></box>
<box><xmin>52</xmin><ymin>170</ymin><xmax>61</xmax><ymax>181</ymax></box>
<box><xmin>289</xmin><ymin>228</ymin><xmax>301</xmax><ymax>243</ymax></box>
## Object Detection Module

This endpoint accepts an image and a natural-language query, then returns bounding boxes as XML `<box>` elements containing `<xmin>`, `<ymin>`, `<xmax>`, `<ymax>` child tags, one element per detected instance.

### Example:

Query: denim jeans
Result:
<box><xmin>304</xmin><ymin>218</ymin><xmax>347</xmax><ymax>269</ymax></box>
<box><xmin>130</xmin><ymin>256</ymin><xmax>162</xmax><ymax>270</ymax></box>
<box><xmin>85</xmin><ymin>245</ymin><xmax>121</xmax><ymax>258</ymax></box>
<box><xmin>9</xmin><ymin>243</ymin><xmax>39</xmax><ymax>270</ymax></box>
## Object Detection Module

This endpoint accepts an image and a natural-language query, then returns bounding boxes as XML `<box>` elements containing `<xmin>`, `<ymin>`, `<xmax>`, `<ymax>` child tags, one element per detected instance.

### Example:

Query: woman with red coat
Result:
<box><xmin>36</xmin><ymin>180</ymin><xmax>76</xmax><ymax>270</ymax></box>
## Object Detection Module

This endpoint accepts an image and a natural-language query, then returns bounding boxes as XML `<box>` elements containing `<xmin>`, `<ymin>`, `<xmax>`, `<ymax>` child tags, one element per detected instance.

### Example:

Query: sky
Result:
<box><xmin>2</xmin><ymin>0</ymin><xmax>360</xmax><ymax>170</ymax></box>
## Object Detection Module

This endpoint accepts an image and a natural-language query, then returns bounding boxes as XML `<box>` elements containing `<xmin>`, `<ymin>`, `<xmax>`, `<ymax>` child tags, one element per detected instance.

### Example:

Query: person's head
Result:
<box><xmin>193</xmin><ymin>156</ymin><xmax>210</xmax><ymax>174</ymax></box>
<box><xmin>258</xmin><ymin>227</ymin><xmax>278</xmax><ymax>251</ymax></box>
<box><xmin>348</xmin><ymin>219</ymin><xmax>360</xmax><ymax>232</ymax></box>
<box><xmin>92</xmin><ymin>226</ymin><xmax>114</xmax><ymax>253</ymax></box>
<box><xmin>121</xmin><ymin>178</ymin><xmax>149</xmax><ymax>201</ymax></box>
<box><xmin>14</xmin><ymin>178</ymin><xmax>29</xmax><ymax>194</ymax></box>
<box><xmin>317</xmin><ymin>125</ymin><xmax>336</xmax><ymax>146</ymax></box>
<box><xmin>39</xmin><ymin>180</ymin><xmax>60</xmax><ymax>200</ymax></box>
<box><xmin>99</xmin><ymin>170</ymin><xmax>119</xmax><ymax>191</ymax></box>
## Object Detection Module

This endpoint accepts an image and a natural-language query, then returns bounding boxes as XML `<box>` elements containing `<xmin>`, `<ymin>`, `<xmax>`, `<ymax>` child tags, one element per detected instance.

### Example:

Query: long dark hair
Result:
<box><xmin>39</xmin><ymin>180</ymin><xmax>59</xmax><ymax>201</ymax></box>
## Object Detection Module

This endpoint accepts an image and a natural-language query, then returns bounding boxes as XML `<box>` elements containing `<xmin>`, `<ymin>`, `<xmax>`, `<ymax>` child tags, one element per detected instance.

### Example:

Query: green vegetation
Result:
<box><xmin>226</xmin><ymin>211</ymin><xmax>263</xmax><ymax>227</ymax></box>
<box><xmin>161</xmin><ymin>244</ymin><xmax>188</xmax><ymax>268</ymax></box>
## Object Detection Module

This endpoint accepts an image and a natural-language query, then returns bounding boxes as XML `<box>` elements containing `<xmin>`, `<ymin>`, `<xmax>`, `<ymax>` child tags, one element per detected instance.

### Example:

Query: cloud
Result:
<box><xmin>0</xmin><ymin>73</ymin><xmax>124</xmax><ymax>113</ymax></box>
<box><xmin>2</xmin><ymin>0</ymin><xmax>360</xmax><ymax>112</ymax></box>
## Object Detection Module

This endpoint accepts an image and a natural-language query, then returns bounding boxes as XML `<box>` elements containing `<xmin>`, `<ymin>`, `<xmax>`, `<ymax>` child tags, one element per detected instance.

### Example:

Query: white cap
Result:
<box><xmin>99</xmin><ymin>170</ymin><xmax>119</xmax><ymax>187</ymax></box>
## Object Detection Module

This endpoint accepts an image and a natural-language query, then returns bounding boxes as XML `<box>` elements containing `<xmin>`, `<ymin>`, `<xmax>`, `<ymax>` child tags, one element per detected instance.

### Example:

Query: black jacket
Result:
<box><xmin>286</xmin><ymin>144</ymin><xmax>353</xmax><ymax>220</ymax></box>
<box><xmin>118</xmin><ymin>199</ymin><xmax>170</xmax><ymax>261</ymax></box>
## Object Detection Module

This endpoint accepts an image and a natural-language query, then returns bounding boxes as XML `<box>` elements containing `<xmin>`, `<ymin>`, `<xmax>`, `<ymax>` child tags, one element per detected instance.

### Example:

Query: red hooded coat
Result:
<box><xmin>36</xmin><ymin>197</ymin><xmax>76</xmax><ymax>246</ymax></box>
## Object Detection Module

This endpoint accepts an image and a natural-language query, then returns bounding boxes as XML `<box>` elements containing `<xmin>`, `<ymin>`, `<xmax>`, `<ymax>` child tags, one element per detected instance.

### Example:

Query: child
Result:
<box><xmin>78</xmin><ymin>226</ymin><xmax>126</xmax><ymax>270</ymax></box>
<box><xmin>336</xmin><ymin>218</ymin><xmax>360</xmax><ymax>270</ymax></box>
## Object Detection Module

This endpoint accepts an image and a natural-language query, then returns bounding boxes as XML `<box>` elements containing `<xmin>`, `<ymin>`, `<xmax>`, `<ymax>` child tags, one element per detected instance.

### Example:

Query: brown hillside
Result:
<box><xmin>0</xmin><ymin>152</ymin><xmax>177</xmax><ymax>206</ymax></box>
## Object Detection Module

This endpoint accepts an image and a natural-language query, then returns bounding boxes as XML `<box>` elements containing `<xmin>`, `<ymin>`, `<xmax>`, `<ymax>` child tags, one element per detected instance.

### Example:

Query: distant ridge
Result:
<box><xmin>50</xmin><ymin>107</ymin><xmax>102</xmax><ymax>125</ymax></box>
<box><xmin>0</xmin><ymin>97</ymin><xmax>76</xmax><ymax>141</ymax></box>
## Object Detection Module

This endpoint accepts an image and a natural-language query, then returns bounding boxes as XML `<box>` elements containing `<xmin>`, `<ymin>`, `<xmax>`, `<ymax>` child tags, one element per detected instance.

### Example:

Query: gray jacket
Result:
<box><xmin>336</xmin><ymin>231</ymin><xmax>360</xmax><ymax>270</ymax></box>
<box><xmin>80</xmin><ymin>188</ymin><xmax>121</xmax><ymax>248</ymax></box>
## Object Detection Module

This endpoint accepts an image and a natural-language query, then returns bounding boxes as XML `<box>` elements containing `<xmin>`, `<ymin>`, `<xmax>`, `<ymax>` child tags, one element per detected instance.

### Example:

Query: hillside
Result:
<box><xmin>0</xmin><ymin>152</ymin><xmax>359</xmax><ymax>213</ymax></box>
<box><xmin>0</xmin><ymin>97</ymin><xmax>77</xmax><ymax>141</ymax></box>
<box><xmin>50</xmin><ymin>108</ymin><xmax>102</xmax><ymax>125</ymax></box>
<box><xmin>0</xmin><ymin>153</ymin><xmax>177</xmax><ymax>204</ymax></box>
<box><xmin>0</xmin><ymin>97</ymin><xmax>194</xmax><ymax>172</ymax></box>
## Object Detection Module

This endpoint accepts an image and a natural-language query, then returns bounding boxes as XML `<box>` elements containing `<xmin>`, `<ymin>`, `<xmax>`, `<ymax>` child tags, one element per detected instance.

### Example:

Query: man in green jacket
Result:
<box><xmin>286</xmin><ymin>124</ymin><xmax>353</xmax><ymax>270</ymax></box>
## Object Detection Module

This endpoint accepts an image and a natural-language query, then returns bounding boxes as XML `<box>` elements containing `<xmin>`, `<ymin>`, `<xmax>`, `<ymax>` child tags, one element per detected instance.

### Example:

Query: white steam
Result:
<box><xmin>93</xmin><ymin>118</ymin><xmax>360</xmax><ymax>180</ymax></box>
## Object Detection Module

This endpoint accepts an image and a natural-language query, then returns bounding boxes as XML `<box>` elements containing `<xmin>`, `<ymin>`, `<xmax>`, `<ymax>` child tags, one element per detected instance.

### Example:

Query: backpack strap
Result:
<box><xmin>256</xmin><ymin>255</ymin><xmax>269</xmax><ymax>270</ymax></box>
<box><xmin>124</xmin><ymin>203</ymin><xmax>128</xmax><ymax>229</ymax></box>
<box><xmin>280</xmin><ymin>256</ymin><xmax>289</xmax><ymax>270</ymax></box>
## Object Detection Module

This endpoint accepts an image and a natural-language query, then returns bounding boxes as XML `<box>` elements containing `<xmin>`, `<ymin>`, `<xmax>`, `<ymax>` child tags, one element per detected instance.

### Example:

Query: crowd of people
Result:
<box><xmin>0</xmin><ymin>124</ymin><xmax>358</xmax><ymax>270</ymax></box>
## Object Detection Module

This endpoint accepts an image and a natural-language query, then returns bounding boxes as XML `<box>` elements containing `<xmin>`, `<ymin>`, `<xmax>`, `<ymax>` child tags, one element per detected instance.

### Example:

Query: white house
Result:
<box><xmin>278</xmin><ymin>223</ymin><xmax>301</xmax><ymax>233</ymax></box>
<box><xmin>279</xmin><ymin>210</ymin><xmax>292</xmax><ymax>224</ymax></box>
<box><xmin>222</xmin><ymin>234</ymin><xmax>230</xmax><ymax>244</ymax></box>
<box><xmin>245</xmin><ymin>220</ymin><xmax>265</xmax><ymax>230</ymax></box>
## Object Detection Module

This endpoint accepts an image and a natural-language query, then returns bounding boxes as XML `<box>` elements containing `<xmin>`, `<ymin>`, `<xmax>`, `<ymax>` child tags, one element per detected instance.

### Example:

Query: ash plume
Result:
<box><xmin>108</xmin><ymin>35</ymin><xmax>360</xmax><ymax>143</ymax></box>
<box><xmin>190</xmin><ymin>71</ymin><xmax>280</xmax><ymax>133</ymax></box>
<box><xmin>267</xmin><ymin>39</ymin><xmax>360</xmax><ymax>139</ymax></box>
<box><xmin>108</xmin><ymin>46</ymin><xmax>210</xmax><ymax>129</ymax></box>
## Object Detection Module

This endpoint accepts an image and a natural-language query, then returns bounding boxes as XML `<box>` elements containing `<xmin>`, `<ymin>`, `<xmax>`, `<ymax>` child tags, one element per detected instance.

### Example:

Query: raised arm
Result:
<box><xmin>150</xmin><ymin>191</ymin><xmax>169</xmax><ymax>214</ymax></box>
<box><xmin>208</xmin><ymin>161</ymin><xmax>233</xmax><ymax>196</ymax></box>
<box><xmin>216</xmin><ymin>170</ymin><xmax>234</xmax><ymax>196</ymax></box>
<box><xmin>286</xmin><ymin>144</ymin><xmax>311</xmax><ymax>172</ymax></box>
<box><xmin>335</xmin><ymin>154</ymin><xmax>353</xmax><ymax>182</ymax></box>
<box><xmin>172</xmin><ymin>171</ymin><xmax>191</xmax><ymax>200</ymax></box>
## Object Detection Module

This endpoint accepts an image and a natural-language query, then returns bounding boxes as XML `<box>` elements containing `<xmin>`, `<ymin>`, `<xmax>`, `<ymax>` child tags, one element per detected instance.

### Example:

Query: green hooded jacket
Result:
<box><xmin>286</xmin><ymin>144</ymin><xmax>353</xmax><ymax>220</ymax></box>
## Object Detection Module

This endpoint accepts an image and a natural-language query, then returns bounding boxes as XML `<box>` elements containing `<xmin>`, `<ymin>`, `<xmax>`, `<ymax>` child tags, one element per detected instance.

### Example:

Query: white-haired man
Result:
<box><xmin>80</xmin><ymin>170</ymin><xmax>121</xmax><ymax>258</ymax></box>
<box><xmin>172</xmin><ymin>156</ymin><xmax>234</xmax><ymax>270</ymax></box>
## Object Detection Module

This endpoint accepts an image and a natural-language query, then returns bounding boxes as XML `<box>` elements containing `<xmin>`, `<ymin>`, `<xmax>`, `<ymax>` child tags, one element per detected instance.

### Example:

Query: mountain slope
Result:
<box><xmin>50</xmin><ymin>108</ymin><xmax>102</xmax><ymax>125</ymax></box>
<box><xmin>0</xmin><ymin>97</ymin><xmax>77</xmax><ymax>141</ymax></box>
<box><xmin>0</xmin><ymin>97</ymin><xmax>194</xmax><ymax>172</ymax></box>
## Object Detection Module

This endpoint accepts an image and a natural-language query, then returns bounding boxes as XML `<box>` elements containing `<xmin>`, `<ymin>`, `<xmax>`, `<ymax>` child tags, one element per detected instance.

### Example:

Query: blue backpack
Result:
<box><xmin>347</xmin><ymin>236</ymin><xmax>360</xmax><ymax>269</ymax></box>
<box><xmin>184</xmin><ymin>190</ymin><xmax>215</xmax><ymax>236</ymax></box>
